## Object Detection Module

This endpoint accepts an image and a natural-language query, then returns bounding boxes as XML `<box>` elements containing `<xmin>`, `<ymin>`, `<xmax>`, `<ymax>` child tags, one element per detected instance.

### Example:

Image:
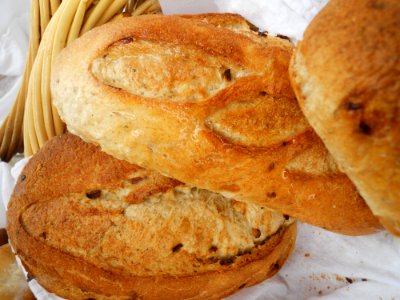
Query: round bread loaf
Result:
<box><xmin>7</xmin><ymin>133</ymin><xmax>296</xmax><ymax>300</ymax></box>
<box><xmin>289</xmin><ymin>0</ymin><xmax>400</xmax><ymax>235</ymax></box>
<box><xmin>51</xmin><ymin>14</ymin><xmax>381</xmax><ymax>235</ymax></box>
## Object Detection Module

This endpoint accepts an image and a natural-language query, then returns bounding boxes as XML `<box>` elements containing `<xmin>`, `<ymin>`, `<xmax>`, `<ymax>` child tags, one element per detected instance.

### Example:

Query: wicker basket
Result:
<box><xmin>0</xmin><ymin>0</ymin><xmax>161</xmax><ymax>161</ymax></box>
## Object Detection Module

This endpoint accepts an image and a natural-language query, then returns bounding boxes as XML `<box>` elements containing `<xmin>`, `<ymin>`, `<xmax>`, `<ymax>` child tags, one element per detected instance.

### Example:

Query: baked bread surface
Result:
<box><xmin>7</xmin><ymin>133</ymin><xmax>296</xmax><ymax>299</ymax></box>
<box><xmin>289</xmin><ymin>0</ymin><xmax>400</xmax><ymax>235</ymax></box>
<box><xmin>51</xmin><ymin>14</ymin><xmax>381</xmax><ymax>235</ymax></box>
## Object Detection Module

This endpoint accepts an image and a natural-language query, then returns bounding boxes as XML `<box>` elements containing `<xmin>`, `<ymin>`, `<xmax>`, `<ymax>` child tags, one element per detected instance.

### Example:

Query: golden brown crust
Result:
<box><xmin>51</xmin><ymin>14</ymin><xmax>381</xmax><ymax>235</ymax></box>
<box><xmin>289</xmin><ymin>0</ymin><xmax>400</xmax><ymax>235</ymax></box>
<box><xmin>179</xmin><ymin>13</ymin><xmax>293</xmax><ymax>50</ymax></box>
<box><xmin>7</xmin><ymin>133</ymin><xmax>296</xmax><ymax>299</ymax></box>
<box><xmin>14</xmin><ymin>224</ymin><xmax>296</xmax><ymax>300</ymax></box>
<box><xmin>179</xmin><ymin>13</ymin><xmax>251</xmax><ymax>29</ymax></box>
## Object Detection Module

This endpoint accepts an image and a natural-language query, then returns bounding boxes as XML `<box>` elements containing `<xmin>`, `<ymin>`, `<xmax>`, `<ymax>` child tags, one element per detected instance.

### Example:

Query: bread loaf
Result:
<box><xmin>0</xmin><ymin>244</ymin><xmax>35</xmax><ymax>300</ymax></box>
<box><xmin>289</xmin><ymin>0</ymin><xmax>400</xmax><ymax>235</ymax></box>
<box><xmin>51</xmin><ymin>14</ymin><xmax>381</xmax><ymax>235</ymax></box>
<box><xmin>7</xmin><ymin>133</ymin><xmax>296</xmax><ymax>299</ymax></box>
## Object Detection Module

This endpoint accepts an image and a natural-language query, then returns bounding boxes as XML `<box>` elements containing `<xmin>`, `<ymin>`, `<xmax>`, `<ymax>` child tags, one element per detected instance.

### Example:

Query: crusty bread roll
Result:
<box><xmin>289</xmin><ymin>0</ymin><xmax>400</xmax><ymax>235</ymax></box>
<box><xmin>51</xmin><ymin>14</ymin><xmax>380</xmax><ymax>235</ymax></box>
<box><xmin>0</xmin><ymin>244</ymin><xmax>35</xmax><ymax>300</ymax></box>
<box><xmin>7</xmin><ymin>133</ymin><xmax>296</xmax><ymax>300</ymax></box>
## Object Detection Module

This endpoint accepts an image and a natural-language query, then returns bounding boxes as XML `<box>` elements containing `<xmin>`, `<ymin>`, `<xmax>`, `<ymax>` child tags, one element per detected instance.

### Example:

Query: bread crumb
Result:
<box><xmin>304</xmin><ymin>253</ymin><xmax>310</xmax><ymax>257</ymax></box>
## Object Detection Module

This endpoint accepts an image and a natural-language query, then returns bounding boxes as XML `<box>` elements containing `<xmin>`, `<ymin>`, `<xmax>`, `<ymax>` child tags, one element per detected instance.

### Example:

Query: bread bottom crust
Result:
<box><xmin>16</xmin><ymin>223</ymin><xmax>296</xmax><ymax>300</ymax></box>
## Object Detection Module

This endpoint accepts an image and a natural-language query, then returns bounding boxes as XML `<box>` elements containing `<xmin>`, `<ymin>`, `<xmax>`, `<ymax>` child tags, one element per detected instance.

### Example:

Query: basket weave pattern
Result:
<box><xmin>0</xmin><ymin>0</ymin><xmax>161</xmax><ymax>161</ymax></box>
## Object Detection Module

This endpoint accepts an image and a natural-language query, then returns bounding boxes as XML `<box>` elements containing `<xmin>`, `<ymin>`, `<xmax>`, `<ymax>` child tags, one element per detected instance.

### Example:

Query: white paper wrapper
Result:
<box><xmin>160</xmin><ymin>0</ymin><xmax>329</xmax><ymax>41</ymax></box>
<box><xmin>1</xmin><ymin>1</ymin><xmax>400</xmax><ymax>299</ymax></box>
<box><xmin>160</xmin><ymin>0</ymin><xmax>220</xmax><ymax>14</ymax></box>
<box><xmin>0</xmin><ymin>0</ymin><xmax>29</xmax><ymax>125</ymax></box>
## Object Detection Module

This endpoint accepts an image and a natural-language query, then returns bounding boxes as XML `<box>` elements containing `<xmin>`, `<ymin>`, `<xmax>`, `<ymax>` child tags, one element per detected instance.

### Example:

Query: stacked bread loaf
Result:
<box><xmin>50</xmin><ymin>14</ymin><xmax>379</xmax><ymax>235</ymax></box>
<box><xmin>7</xmin><ymin>133</ymin><xmax>296</xmax><ymax>299</ymax></box>
<box><xmin>289</xmin><ymin>0</ymin><xmax>400</xmax><ymax>235</ymax></box>
<box><xmin>7</xmin><ymin>3</ymin><xmax>398</xmax><ymax>298</ymax></box>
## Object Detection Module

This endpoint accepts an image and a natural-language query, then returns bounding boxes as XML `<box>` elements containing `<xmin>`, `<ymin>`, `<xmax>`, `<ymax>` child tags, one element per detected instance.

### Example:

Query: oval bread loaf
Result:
<box><xmin>289</xmin><ymin>0</ymin><xmax>400</xmax><ymax>235</ymax></box>
<box><xmin>7</xmin><ymin>133</ymin><xmax>296</xmax><ymax>300</ymax></box>
<box><xmin>51</xmin><ymin>14</ymin><xmax>381</xmax><ymax>235</ymax></box>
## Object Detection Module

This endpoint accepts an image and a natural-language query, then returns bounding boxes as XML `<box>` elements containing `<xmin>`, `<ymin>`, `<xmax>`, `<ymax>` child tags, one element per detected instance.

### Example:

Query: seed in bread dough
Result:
<box><xmin>172</xmin><ymin>243</ymin><xmax>183</xmax><ymax>252</ymax></box>
<box><xmin>86</xmin><ymin>190</ymin><xmax>101</xmax><ymax>199</ymax></box>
